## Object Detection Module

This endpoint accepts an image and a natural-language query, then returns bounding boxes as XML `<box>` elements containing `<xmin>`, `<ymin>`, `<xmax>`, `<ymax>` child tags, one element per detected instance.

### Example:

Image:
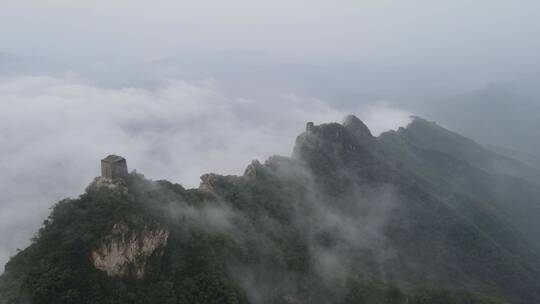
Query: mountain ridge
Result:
<box><xmin>1</xmin><ymin>115</ymin><xmax>539</xmax><ymax>304</ymax></box>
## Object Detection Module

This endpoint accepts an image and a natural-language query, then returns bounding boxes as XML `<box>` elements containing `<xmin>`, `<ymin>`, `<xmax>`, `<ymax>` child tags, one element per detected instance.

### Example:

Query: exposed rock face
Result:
<box><xmin>200</xmin><ymin>173</ymin><xmax>242</xmax><ymax>192</ymax></box>
<box><xmin>294</xmin><ymin>121</ymin><xmax>365</xmax><ymax>159</ymax></box>
<box><xmin>244</xmin><ymin>160</ymin><xmax>266</xmax><ymax>179</ymax></box>
<box><xmin>342</xmin><ymin>115</ymin><xmax>373</xmax><ymax>139</ymax></box>
<box><xmin>91</xmin><ymin>222</ymin><xmax>169</xmax><ymax>278</ymax></box>
<box><xmin>200</xmin><ymin>173</ymin><xmax>220</xmax><ymax>192</ymax></box>
<box><xmin>91</xmin><ymin>176</ymin><xmax>128</xmax><ymax>193</ymax></box>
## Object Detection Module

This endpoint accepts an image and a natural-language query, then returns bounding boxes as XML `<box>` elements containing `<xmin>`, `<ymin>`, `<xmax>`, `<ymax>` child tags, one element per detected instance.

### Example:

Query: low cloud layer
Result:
<box><xmin>0</xmin><ymin>75</ymin><xmax>411</xmax><ymax>270</ymax></box>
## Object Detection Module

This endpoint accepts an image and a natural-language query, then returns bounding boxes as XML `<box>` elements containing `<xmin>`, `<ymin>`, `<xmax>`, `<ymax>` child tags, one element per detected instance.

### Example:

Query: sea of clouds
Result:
<box><xmin>0</xmin><ymin>75</ymin><xmax>411</xmax><ymax>270</ymax></box>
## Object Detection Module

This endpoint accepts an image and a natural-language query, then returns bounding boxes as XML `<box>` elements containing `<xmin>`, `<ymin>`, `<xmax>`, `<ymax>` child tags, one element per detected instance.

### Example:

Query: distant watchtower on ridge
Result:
<box><xmin>101</xmin><ymin>155</ymin><xmax>128</xmax><ymax>180</ymax></box>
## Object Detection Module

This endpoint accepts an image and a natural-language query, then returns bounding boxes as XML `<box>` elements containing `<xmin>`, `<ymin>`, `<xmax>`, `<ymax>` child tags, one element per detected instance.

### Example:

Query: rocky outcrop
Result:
<box><xmin>199</xmin><ymin>173</ymin><xmax>221</xmax><ymax>192</ymax></box>
<box><xmin>342</xmin><ymin>115</ymin><xmax>373</xmax><ymax>141</ymax></box>
<box><xmin>243</xmin><ymin>160</ymin><xmax>266</xmax><ymax>179</ymax></box>
<box><xmin>91</xmin><ymin>222</ymin><xmax>169</xmax><ymax>278</ymax></box>
<box><xmin>88</xmin><ymin>176</ymin><xmax>128</xmax><ymax>194</ymax></box>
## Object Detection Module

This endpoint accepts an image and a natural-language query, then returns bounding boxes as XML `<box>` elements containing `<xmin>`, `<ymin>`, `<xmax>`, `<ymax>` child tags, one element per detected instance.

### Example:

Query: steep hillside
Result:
<box><xmin>421</xmin><ymin>76</ymin><xmax>540</xmax><ymax>169</ymax></box>
<box><xmin>2</xmin><ymin>116</ymin><xmax>539</xmax><ymax>304</ymax></box>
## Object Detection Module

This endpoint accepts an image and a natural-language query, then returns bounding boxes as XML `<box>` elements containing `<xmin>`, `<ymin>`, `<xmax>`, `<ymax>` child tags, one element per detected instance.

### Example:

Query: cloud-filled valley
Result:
<box><xmin>0</xmin><ymin>75</ymin><xmax>411</xmax><ymax>270</ymax></box>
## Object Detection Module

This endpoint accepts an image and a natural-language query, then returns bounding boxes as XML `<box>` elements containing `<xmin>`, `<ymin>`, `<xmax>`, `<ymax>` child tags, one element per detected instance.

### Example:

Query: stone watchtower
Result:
<box><xmin>101</xmin><ymin>155</ymin><xmax>128</xmax><ymax>180</ymax></box>
<box><xmin>306</xmin><ymin>122</ymin><xmax>315</xmax><ymax>132</ymax></box>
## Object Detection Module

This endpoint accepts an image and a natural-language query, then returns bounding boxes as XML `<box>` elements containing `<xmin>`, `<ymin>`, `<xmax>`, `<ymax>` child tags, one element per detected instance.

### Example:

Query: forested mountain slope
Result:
<box><xmin>1</xmin><ymin>115</ymin><xmax>539</xmax><ymax>304</ymax></box>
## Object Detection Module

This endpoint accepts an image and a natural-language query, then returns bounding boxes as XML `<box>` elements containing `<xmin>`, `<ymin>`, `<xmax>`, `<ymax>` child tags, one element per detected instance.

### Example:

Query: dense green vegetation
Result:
<box><xmin>2</xmin><ymin>116</ymin><xmax>540</xmax><ymax>303</ymax></box>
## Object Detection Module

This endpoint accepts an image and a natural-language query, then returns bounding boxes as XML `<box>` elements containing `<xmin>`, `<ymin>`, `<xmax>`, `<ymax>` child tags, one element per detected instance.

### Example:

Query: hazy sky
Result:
<box><xmin>1</xmin><ymin>0</ymin><xmax>540</xmax><ymax>270</ymax></box>
<box><xmin>2</xmin><ymin>0</ymin><xmax>540</xmax><ymax>70</ymax></box>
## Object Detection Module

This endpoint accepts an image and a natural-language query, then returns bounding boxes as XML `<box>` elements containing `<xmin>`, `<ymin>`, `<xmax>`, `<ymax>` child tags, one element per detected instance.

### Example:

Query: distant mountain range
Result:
<box><xmin>419</xmin><ymin>75</ymin><xmax>540</xmax><ymax>169</ymax></box>
<box><xmin>2</xmin><ymin>115</ymin><xmax>540</xmax><ymax>304</ymax></box>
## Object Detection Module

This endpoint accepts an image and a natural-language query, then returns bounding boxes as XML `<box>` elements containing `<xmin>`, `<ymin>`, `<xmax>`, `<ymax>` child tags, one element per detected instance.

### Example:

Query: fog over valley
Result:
<box><xmin>1</xmin><ymin>1</ymin><xmax>540</xmax><ymax>303</ymax></box>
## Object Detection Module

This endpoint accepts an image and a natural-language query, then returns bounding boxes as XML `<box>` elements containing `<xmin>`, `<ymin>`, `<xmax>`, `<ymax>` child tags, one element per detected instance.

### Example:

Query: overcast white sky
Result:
<box><xmin>2</xmin><ymin>0</ymin><xmax>539</xmax><ymax>69</ymax></box>
<box><xmin>1</xmin><ymin>0</ymin><xmax>540</xmax><ymax>270</ymax></box>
